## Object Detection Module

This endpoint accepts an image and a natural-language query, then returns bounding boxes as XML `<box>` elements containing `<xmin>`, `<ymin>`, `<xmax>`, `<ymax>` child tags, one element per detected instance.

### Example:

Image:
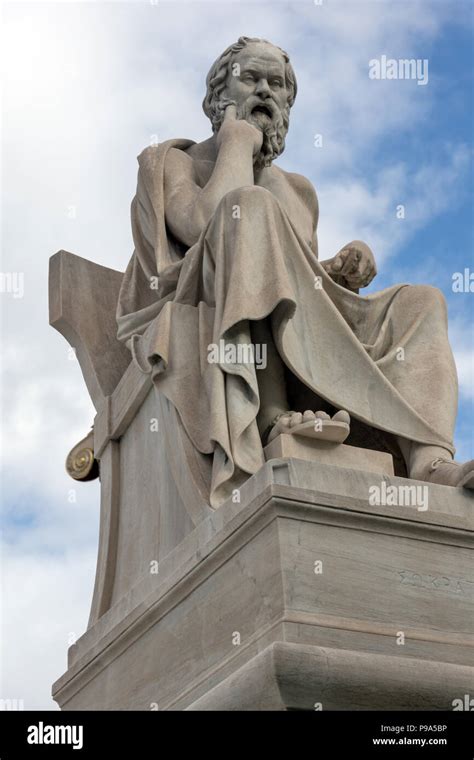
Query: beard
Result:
<box><xmin>215</xmin><ymin>95</ymin><xmax>289</xmax><ymax>169</ymax></box>
<box><xmin>238</xmin><ymin>96</ymin><xmax>289</xmax><ymax>169</ymax></box>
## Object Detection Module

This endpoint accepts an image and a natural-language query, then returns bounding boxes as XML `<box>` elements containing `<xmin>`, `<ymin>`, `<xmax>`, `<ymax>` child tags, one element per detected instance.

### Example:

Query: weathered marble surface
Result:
<box><xmin>52</xmin><ymin>458</ymin><xmax>473</xmax><ymax>711</ymax></box>
<box><xmin>264</xmin><ymin>434</ymin><xmax>394</xmax><ymax>476</ymax></box>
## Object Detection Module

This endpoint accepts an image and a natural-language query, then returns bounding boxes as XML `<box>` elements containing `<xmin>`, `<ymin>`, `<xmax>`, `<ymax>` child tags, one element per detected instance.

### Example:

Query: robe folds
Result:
<box><xmin>117</xmin><ymin>140</ymin><xmax>458</xmax><ymax>507</ymax></box>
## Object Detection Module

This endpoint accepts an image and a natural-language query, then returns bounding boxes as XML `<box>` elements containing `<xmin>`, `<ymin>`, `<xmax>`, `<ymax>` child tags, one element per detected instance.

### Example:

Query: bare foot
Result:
<box><xmin>267</xmin><ymin>409</ymin><xmax>350</xmax><ymax>444</ymax></box>
<box><xmin>422</xmin><ymin>458</ymin><xmax>474</xmax><ymax>489</ymax></box>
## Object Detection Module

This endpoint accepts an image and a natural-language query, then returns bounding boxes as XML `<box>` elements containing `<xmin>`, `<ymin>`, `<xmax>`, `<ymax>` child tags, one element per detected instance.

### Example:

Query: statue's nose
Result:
<box><xmin>255</xmin><ymin>78</ymin><xmax>271</xmax><ymax>97</ymax></box>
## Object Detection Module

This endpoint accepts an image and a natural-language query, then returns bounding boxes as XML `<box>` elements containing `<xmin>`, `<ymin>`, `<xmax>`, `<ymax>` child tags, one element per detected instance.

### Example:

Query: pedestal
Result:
<box><xmin>52</xmin><ymin>458</ymin><xmax>473</xmax><ymax>711</ymax></box>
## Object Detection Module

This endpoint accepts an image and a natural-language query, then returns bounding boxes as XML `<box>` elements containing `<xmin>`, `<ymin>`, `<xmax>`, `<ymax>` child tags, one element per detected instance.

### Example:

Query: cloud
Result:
<box><xmin>449</xmin><ymin>318</ymin><xmax>474</xmax><ymax>401</ymax></box>
<box><xmin>1</xmin><ymin>544</ymin><xmax>97</xmax><ymax>710</ymax></box>
<box><xmin>316</xmin><ymin>144</ymin><xmax>471</xmax><ymax>263</ymax></box>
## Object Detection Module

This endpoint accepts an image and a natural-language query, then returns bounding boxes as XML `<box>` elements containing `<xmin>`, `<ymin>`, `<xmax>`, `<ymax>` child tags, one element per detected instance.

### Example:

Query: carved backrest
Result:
<box><xmin>49</xmin><ymin>250</ymin><xmax>212</xmax><ymax>628</ymax></box>
<box><xmin>49</xmin><ymin>250</ymin><xmax>132</xmax><ymax>408</ymax></box>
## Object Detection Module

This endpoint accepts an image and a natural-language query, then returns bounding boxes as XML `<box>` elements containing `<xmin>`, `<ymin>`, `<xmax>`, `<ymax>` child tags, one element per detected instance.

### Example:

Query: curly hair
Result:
<box><xmin>202</xmin><ymin>36</ymin><xmax>297</xmax><ymax>132</ymax></box>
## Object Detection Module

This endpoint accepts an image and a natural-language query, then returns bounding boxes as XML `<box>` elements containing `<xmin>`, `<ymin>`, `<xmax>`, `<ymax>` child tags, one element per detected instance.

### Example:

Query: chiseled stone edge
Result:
<box><xmin>184</xmin><ymin>641</ymin><xmax>474</xmax><ymax>711</ymax></box>
<box><xmin>52</xmin><ymin>459</ymin><xmax>473</xmax><ymax>706</ymax></box>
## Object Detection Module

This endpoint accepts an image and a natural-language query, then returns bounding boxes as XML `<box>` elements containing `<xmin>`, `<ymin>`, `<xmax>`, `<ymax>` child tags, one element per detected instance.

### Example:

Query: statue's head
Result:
<box><xmin>203</xmin><ymin>36</ymin><xmax>297</xmax><ymax>168</ymax></box>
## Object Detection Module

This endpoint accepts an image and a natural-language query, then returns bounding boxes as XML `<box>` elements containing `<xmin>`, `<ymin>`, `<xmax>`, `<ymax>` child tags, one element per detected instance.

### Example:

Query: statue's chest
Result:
<box><xmin>192</xmin><ymin>159</ymin><xmax>313</xmax><ymax>245</ymax></box>
<box><xmin>256</xmin><ymin>174</ymin><xmax>313</xmax><ymax>244</ymax></box>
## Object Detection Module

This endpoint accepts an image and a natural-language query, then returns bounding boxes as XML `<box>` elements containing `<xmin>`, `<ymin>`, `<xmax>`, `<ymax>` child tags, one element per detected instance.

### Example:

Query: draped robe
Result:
<box><xmin>117</xmin><ymin>141</ymin><xmax>458</xmax><ymax>507</ymax></box>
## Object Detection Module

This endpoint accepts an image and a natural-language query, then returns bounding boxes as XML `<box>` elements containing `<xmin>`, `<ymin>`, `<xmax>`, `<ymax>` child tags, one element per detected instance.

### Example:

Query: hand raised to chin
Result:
<box><xmin>216</xmin><ymin>103</ymin><xmax>264</xmax><ymax>159</ymax></box>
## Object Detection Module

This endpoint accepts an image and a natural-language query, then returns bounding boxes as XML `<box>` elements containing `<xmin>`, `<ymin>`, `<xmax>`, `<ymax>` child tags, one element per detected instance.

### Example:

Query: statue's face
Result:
<box><xmin>224</xmin><ymin>42</ymin><xmax>289</xmax><ymax>132</ymax></box>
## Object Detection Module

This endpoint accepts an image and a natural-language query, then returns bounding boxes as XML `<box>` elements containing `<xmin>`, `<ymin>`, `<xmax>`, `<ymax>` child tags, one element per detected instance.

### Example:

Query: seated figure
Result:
<box><xmin>116</xmin><ymin>36</ymin><xmax>473</xmax><ymax>507</ymax></box>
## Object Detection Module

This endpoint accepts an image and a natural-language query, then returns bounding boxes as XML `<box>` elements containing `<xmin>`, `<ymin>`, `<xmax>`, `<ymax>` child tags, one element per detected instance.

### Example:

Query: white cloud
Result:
<box><xmin>316</xmin><ymin>145</ymin><xmax>470</xmax><ymax>262</ymax></box>
<box><xmin>450</xmin><ymin>318</ymin><xmax>474</xmax><ymax>401</ymax></box>
<box><xmin>1</xmin><ymin>545</ymin><xmax>96</xmax><ymax>710</ymax></box>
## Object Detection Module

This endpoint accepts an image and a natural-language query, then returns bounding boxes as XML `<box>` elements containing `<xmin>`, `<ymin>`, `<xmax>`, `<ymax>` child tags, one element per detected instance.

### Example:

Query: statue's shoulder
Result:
<box><xmin>137</xmin><ymin>139</ymin><xmax>196</xmax><ymax>177</ymax></box>
<box><xmin>275</xmin><ymin>166</ymin><xmax>319</xmax><ymax>213</ymax></box>
<box><xmin>164</xmin><ymin>139</ymin><xmax>215</xmax><ymax>187</ymax></box>
<box><xmin>276</xmin><ymin>166</ymin><xmax>317</xmax><ymax>194</ymax></box>
<box><xmin>132</xmin><ymin>141</ymin><xmax>198</xmax><ymax>199</ymax></box>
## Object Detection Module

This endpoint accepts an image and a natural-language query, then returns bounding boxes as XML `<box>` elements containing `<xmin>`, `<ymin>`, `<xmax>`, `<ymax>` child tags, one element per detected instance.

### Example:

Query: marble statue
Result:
<box><xmin>50</xmin><ymin>38</ymin><xmax>473</xmax><ymax>711</ymax></box>
<box><xmin>116</xmin><ymin>36</ymin><xmax>473</xmax><ymax>507</ymax></box>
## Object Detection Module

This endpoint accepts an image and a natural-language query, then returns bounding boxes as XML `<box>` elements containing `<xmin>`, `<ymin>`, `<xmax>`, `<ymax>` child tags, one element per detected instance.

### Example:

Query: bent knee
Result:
<box><xmin>219</xmin><ymin>185</ymin><xmax>276</xmax><ymax>211</ymax></box>
<box><xmin>401</xmin><ymin>284</ymin><xmax>447</xmax><ymax>314</ymax></box>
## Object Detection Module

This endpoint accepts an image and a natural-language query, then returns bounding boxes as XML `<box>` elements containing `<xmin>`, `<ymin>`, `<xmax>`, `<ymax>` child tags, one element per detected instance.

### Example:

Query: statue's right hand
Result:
<box><xmin>216</xmin><ymin>104</ymin><xmax>263</xmax><ymax>157</ymax></box>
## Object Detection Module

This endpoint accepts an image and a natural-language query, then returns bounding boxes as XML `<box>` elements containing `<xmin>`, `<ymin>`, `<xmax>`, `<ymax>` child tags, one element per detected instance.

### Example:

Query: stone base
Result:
<box><xmin>186</xmin><ymin>642</ymin><xmax>472</xmax><ymax>711</ymax></box>
<box><xmin>52</xmin><ymin>459</ymin><xmax>473</xmax><ymax>711</ymax></box>
<box><xmin>264</xmin><ymin>434</ymin><xmax>394</xmax><ymax>475</ymax></box>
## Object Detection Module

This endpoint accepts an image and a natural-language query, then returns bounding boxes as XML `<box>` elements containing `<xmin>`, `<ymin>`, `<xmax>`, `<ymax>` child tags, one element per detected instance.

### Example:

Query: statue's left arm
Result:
<box><xmin>287</xmin><ymin>172</ymin><xmax>377</xmax><ymax>292</ymax></box>
<box><xmin>320</xmin><ymin>241</ymin><xmax>377</xmax><ymax>292</ymax></box>
<box><xmin>291</xmin><ymin>174</ymin><xmax>377</xmax><ymax>293</ymax></box>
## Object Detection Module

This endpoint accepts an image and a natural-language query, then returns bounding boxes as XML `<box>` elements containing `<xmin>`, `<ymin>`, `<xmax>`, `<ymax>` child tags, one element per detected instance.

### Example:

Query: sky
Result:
<box><xmin>1</xmin><ymin>0</ymin><xmax>473</xmax><ymax>710</ymax></box>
